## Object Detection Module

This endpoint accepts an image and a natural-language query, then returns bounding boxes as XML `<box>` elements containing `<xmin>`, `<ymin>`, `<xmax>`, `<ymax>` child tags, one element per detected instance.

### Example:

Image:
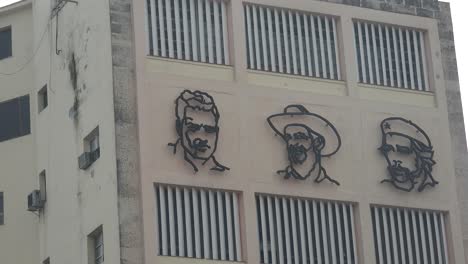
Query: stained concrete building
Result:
<box><xmin>0</xmin><ymin>0</ymin><xmax>467</xmax><ymax>263</ymax></box>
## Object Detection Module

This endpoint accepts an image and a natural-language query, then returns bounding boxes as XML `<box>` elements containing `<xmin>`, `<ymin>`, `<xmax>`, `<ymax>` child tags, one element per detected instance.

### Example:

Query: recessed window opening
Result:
<box><xmin>0</xmin><ymin>26</ymin><xmax>12</xmax><ymax>60</ymax></box>
<box><xmin>38</xmin><ymin>85</ymin><xmax>48</xmax><ymax>112</ymax></box>
<box><xmin>39</xmin><ymin>170</ymin><xmax>47</xmax><ymax>202</ymax></box>
<box><xmin>88</xmin><ymin>226</ymin><xmax>104</xmax><ymax>264</ymax></box>
<box><xmin>0</xmin><ymin>192</ymin><xmax>4</xmax><ymax>225</ymax></box>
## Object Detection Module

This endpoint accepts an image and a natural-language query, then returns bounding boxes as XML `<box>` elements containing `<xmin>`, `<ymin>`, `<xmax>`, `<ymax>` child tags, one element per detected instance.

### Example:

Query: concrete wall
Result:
<box><xmin>0</xmin><ymin>2</ymin><xmax>39</xmax><ymax>264</ymax></box>
<box><xmin>31</xmin><ymin>0</ymin><xmax>121</xmax><ymax>262</ymax></box>
<box><xmin>132</xmin><ymin>0</ymin><xmax>466</xmax><ymax>264</ymax></box>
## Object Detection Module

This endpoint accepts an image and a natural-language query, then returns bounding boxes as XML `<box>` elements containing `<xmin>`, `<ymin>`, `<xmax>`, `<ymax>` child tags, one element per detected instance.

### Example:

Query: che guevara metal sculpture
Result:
<box><xmin>378</xmin><ymin>117</ymin><xmax>437</xmax><ymax>192</ymax></box>
<box><xmin>267</xmin><ymin>105</ymin><xmax>341</xmax><ymax>185</ymax></box>
<box><xmin>168</xmin><ymin>90</ymin><xmax>229</xmax><ymax>173</ymax></box>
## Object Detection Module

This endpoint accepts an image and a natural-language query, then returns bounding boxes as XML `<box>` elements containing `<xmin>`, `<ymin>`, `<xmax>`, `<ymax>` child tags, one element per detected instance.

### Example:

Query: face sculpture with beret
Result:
<box><xmin>267</xmin><ymin>105</ymin><xmax>341</xmax><ymax>185</ymax></box>
<box><xmin>378</xmin><ymin>117</ymin><xmax>437</xmax><ymax>192</ymax></box>
<box><xmin>168</xmin><ymin>90</ymin><xmax>229</xmax><ymax>173</ymax></box>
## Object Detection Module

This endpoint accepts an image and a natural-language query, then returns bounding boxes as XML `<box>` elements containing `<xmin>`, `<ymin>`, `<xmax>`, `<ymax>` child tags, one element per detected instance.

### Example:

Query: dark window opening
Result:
<box><xmin>0</xmin><ymin>95</ymin><xmax>31</xmax><ymax>143</ymax></box>
<box><xmin>0</xmin><ymin>26</ymin><xmax>12</xmax><ymax>60</ymax></box>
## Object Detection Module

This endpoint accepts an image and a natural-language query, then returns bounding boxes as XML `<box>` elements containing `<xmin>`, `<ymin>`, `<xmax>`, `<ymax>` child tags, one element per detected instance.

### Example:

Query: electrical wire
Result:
<box><xmin>0</xmin><ymin>20</ymin><xmax>51</xmax><ymax>76</ymax></box>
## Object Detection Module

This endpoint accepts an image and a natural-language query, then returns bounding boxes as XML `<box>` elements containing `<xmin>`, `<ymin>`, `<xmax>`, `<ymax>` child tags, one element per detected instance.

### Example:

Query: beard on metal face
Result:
<box><xmin>387</xmin><ymin>160</ymin><xmax>413</xmax><ymax>183</ymax></box>
<box><xmin>288</xmin><ymin>143</ymin><xmax>309</xmax><ymax>165</ymax></box>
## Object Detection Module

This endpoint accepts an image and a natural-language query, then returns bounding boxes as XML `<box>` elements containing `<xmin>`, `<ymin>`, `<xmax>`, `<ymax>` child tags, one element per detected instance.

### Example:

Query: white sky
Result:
<box><xmin>0</xmin><ymin>0</ymin><xmax>467</xmax><ymax>139</ymax></box>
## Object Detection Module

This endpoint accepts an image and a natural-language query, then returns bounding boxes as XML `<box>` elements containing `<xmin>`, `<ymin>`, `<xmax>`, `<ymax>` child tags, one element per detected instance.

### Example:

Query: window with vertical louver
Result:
<box><xmin>145</xmin><ymin>0</ymin><xmax>230</xmax><ymax>65</ymax></box>
<box><xmin>256</xmin><ymin>194</ymin><xmax>357</xmax><ymax>264</ymax></box>
<box><xmin>371</xmin><ymin>206</ymin><xmax>449</xmax><ymax>264</ymax></box>
<box><xmin>156</xmin><ymin>184</ymin><xmax>242</xmax><ymax>261</ymax></box>
<box><xmin>354</xmin><ymin>21</ymin><xmax>429</xmax><ymax>91</ymax></box>
<box><xmin>244</xmin><ymin>4</ymin><xmax>341</xmax><ymax>80</ymax></box>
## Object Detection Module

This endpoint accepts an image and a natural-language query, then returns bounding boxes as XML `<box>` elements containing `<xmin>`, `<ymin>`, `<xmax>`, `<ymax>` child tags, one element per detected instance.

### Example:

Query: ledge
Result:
<box><xmin>358</xmin><ymin>84</ymin><xmax>436</xmax><ymax>107</ymax></box>
<box><xmin>145</xmin><ymin>56</ymin><xmax>234</xmax><ymax>82</ymax></box>
<box><xmin>156</xmin><ymin>256</ymin><xmax>245</xmax><ymax>264</ymax></box>
<box><xmin>247</xmin><ymin>70</ymin><xmax>347</xmax><ymax>96</ymax></box>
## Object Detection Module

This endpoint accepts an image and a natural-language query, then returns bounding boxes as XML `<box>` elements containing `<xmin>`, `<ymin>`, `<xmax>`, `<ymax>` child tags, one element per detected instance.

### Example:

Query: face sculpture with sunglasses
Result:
<box><xmin>168</xmin><ymin>90</ymin><xmax>229</xmax><ymax>173</ymax></box>
<box><xmin>378</xmin><ymin>117</ymin><xmax>437</xmax><ymax>192</ymax></box>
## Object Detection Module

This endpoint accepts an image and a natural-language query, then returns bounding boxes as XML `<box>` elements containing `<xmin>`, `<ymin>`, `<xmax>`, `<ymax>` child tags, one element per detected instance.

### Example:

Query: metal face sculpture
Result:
<box><xmin>267</xmin><ymin>105</ymin><xmax>341</xmax><ymax>185</ymax></box>
<box><xmin>378</xmin><ymin>117</ymin><xmax>437</xmax><ymax>192</ymax></box>
<box><xmin>168</xmin><ymin>90</ymin><xmax>229</xmax><ymax>173</ymax></box>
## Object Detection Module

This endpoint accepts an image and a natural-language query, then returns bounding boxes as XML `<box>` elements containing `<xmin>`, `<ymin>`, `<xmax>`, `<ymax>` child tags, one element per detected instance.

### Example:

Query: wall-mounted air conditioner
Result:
<box><xmin>27</xmin><ymin>190</ymin><xmax>45</xmax><ymax>211</ymax></box>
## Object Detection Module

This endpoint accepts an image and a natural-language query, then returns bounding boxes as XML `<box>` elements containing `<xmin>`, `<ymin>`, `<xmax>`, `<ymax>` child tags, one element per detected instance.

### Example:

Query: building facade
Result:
<box><xmin>1</xmin><ymin>0</ymin><xmax>467</xmax><ymax>263</ymax></box>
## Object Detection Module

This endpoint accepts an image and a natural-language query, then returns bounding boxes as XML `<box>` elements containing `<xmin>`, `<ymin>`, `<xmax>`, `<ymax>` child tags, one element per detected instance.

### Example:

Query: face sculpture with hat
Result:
<box><xmin>378</xmin><ymin>117</ymin><xmax>437</xmax><ymax>192</ymax></box>
<box><xmin>267</xmin><ymin>104</ymin><xmax>341</xmax><ymax>185</ymax></box>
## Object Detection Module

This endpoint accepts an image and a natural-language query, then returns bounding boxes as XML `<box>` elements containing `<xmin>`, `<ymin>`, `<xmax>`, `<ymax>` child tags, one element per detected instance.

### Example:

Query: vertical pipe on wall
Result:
<box><xmin>184</xmin><ymin>188</ymin><xmax>193</xmax><ymax>257</ymax></box>
<box><xmin>209</xmin><ymin>190</ymin><xmax>218</xmax><ymax>260</ymax></box>
<box><xmin>214</xmin><ymin>0</ymin><xmax>222</xmax><ymax>64</ymax></box>
<box><xmin>160</xmin><ymin>186</ymin><xmax>168</xmax><ymax>255</ymax></box>
<box><xmin>260</xmin><ymin>7</ymin><xmax>269</xmax><ymax>71</ymax></box>
<box><xmin>218</xmin><ymin>191</ymin><xmax>226</xmax><ymax>260</ymax></box>
<box><xmin>176</xmin><ymin>187</ymin><xmax>185</xmax><ymax>257</ymax></box>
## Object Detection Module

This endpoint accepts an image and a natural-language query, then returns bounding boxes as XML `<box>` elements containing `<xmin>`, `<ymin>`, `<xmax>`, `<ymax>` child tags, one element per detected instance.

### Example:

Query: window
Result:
<box><xmin>354</xmin><ymin>21</ymin><xmax>429</xmax><ymax>91</ymax></box>
<box><xmin>371</xmin><ymin>205</ymin><xmax>449</xmax><ymax>264</ymax></box>
<box><xmin>156</xmin><ymin>184</ymin><xmax>242</xmax><ymax>261</ymax></box>
<box><xmin>0</xmin><ymin>95</ymin><xmax>31</xmax><ymax>143</ymax></box>
<box><xmin>145</xmin><ymin>0</ymin><xmax>230</xmax><ymax>65</ymax></box>
<box><xmin>38</xmin><ymin>85</ymin><xmax>48</xmax><ymax>112</ymax></box>
<box><xmin>0</xmin><ymin>192</ymin><xmax>4</xmax><ymax>225</ymax></box>
<box><xmin>244</xmin><ymin>4</ymin><xmax>341</xmax><ymax>80</ymax></box>
<box><xmin>0</xmin><ymin>26</ymin><xmax>12</xmax><ymax>60</ymax></box>
<box><xmin>88</xmin><ymin>226</ymin><xmax>104</xmax><ymax>264</ymax></box>
<box><xmin>39</xmin><ymin>170</ymin><xmax>47</xmax><ymax>202</ymax></box>
<box><xmin>43</xmin><ymin>257</ymin><xmax>50</xmax><ymax>264</ymax></box>
<box><xmin>256</xmin><ymin>194</ymin><xmax>357</xmax><ymax>264</ymax></box>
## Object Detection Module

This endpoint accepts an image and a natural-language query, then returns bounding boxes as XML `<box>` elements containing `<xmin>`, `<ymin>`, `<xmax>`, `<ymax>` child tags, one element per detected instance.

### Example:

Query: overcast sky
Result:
<box><xmin>1</xmin><ymin>0</ymin><xmax>467</xmax><ymax>139</ymax></box>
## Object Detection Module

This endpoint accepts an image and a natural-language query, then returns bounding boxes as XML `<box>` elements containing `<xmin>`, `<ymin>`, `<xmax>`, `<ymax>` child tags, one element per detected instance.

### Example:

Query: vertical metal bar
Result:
<box><xmin>298</xmin><ymin>200</ymin><xmax>307</xmax><ymax>264</ymax></box>
<box><xmin>413</xmin><ymin>30</ymin><xmax>423</xmax><ymax>90</ymax></box>
<box><xmin>297</xmin><ymin>12</ymin><xmax>305</xmax><ymax>75</ymax></box>
<box><xmin>201</xmin><ymin>190</ymin><xmax>210</xmax><ymax>258</ymax></box>
<box><xmin>150</xmin><ymin>0</ymin><xmax>159</xmax><ymax>56</ymax></box>
<box><xmin>193</xmin><ymin>189</ymin><xmax>201</xmax><ymax>258</ymax></box>
<box><xmin>412</xmin><ymin>210</ymin><xmax>421</xmax><ymax>264</ymax></box>
<box><xmin>246</xmin><ymin>5</ymin><xmax>254</xmax><ymax>69</ymax></box>
<box><xmin>184</xmin><ymin>188</ymin><xmax>193</xmax><ymax>257</ymax></box>
<box><xmin>306</xmin><ymin>200</ymin><xmax>315</xmax><ymax>264</ymax></box>
<box><xmin>399</xmin><ymin>28</ymin><xmax>408</xmax><ymax>88</ymax></box>
<box><xmin>165</xmin><ymin>0</ymin><xmax>174</xmax><ymax>58</ymax></box>
<box><xmin>259</xmin><ymin>7</ymin><xmax>269</xmax><ymax>71</ymax></box>
<box><xmin>392</xmin><ymin>27</ymin><xmax>401</xmax><ymax>87</ymax></box>
<box><xmin>397</xmin><ymin>209</ymin><xmax>406</xmax><ymax>264</ymax></box>
<box><xmin>253</xmin><ymin>5</ymin><xmax>261</xmax><ymax>70</ymax></box>
<box><xmin>233</xmin><ymin>193</ymin><xmax>242</xmax><ymax>261</ymax></box>
<box><xmin>321</xmin><ymin>201</ymin><xmax>330</xmax><ymax>263</ymax></box>
<box><xmin>357</xmin><ymin>21</ymin><xmax>366</xmax><ymax>83</ymax></box>
<box><xmin>174</xmin><ymin>0</ymin><xmax>182</xmax><ymax>59</ymax></box>
<box><xmin>290</xmin><ymin>199</ymin><xmax>299</xmax><ymax>264</ymax></box>
<box><xmin>226</xmin><ymin>193</ymin><xmax>234</xmax><ymax>261</ymax></box>
<box><xmin>419</xmin><ymin>31</ymin><xmax>429</xmax><ymax>91</ymax></box>
<box><xmin>267</xmin><ymin>8</ymin><xmax>276</xmax><ymax>72</ymax></box>
<box><xmin>144</xmin><ymin>0</ymin><xmax>150</xmax><ymax>55</ymax></box>
<box><xmin>176</xmin><ymin>187</ymin><xmax>185</xmax><ymax>257</ymax></box>
<box><xmin>209</xmin><ymin>190</ymin><xmax>218</xmax><ymax>259</ymax></box>
<box><xmin>206</xmin><ymin>0</ymin><xmax>214</xmax><ymax>63</ymax></box>
<box><xmin>221</xmin><ymin>1</ymin><xmax>229</xmax><ymax>64</ymax></box>
<box><xmin>276</xmin><ymin>197</ymin><xmax>285</xmax><ymax>264</ymax></box>
<box><xmin>182</xmin><ymin>0</ymin><xmax>190</xmax><ymax>60</ymax></box>
<box><xmin>198</xmin><ymin>0</ymin><xmax>206</xmax><ymax>62</ymax></box>
<box><xmin>160</xmin><ymin>186</ymin><xmax>168</xmax><ymax>255</ymax></box>
<box><xmin>158</xmin><ymin>0</ymin><xmax>166</xmax><ymax>57</ymax></box>
<box><xmin>328</xmin><ymin>203</ymin><xmax>337</xmax><ymax>264</ymax></box>
<box><xmin>283</xmin><ymin>198</ymin><xmax>292</xmax><ymax>264</ymax></box>
<box><xmin>311</xmin><ymin>15</ymin><xmax>319</xmax><ymax>77</ymax></box>
<box><xmin>268</xmin><ymin>196</ymin><xmax>277</xmax><ymax>264</ymax></box>
<box><xmin>385</xmin><ymin>26</ymin><xmax>394</xmax><ymax>86</ymax></box>
<box><xmin>214</xmin><ymin>0</ymin><xmax>222</xmax><ymax>64</ymax></box>
<box><xmin>433</xmin><ymin>213</ymin><xmax>443</xmax><ymax>264</ymax></box>
<box><xmin>332</xmin><ymin>18</ymin><xmax>341</xmax><ymax>80</ymax></box>
<box><xmin>304</xmin><ymin>14</ymin><xmax>312</xmax><ymax>77</ymax></box>
<box><xmin>440</xmin><ymin>214</ymin><xmax>449</xmax><ymax>264</ymax></box>
<box><xmin>389</xmin><ymin>208</ymin><xmax>399</xmax><ymax>264</ymax></box>
<box><xmin>349</xmin><ymin>205</ymin><xmax>357</xmax><ymax>264</ymax></box>
<box><xmin>406</xmin><ymin>29</ymin><xmax>415</xmax><ymax>89</ymax></box>
<box><xmin>335</xmin><ymin>204</ymin><xmax>344</xmax><ymax>263</ymax></box>
<box><xmin>325</xmin><ymin>16</ymin><xmax>335</xmax><ymax>80</ymax></box>
<box><xmin>419</xmin><ymin>211</ymin><xmax>428</xmax><ymax>264</ymax></box>
<box><xmin>364</xmin><ymin>23</ymin><xmax>373</xmax><ymax>84</ymax></box>
<box><xmin>289</xmin><ymin>11</ymin><xmax>298</xmax><ymax>75</ymax></box>
<box><xmin>167</xmin><ymin>187</ymin><xmax>177</xmax><ymax>256</ymax></box>
<box><xmin>218</xmin><ymin>191</ymin><xmax>226</xmax><ymax>260</ymax></box>
<box><xmin>426</xmin><ymin>212</ymin><xmax>435</xmax><ymax>264</ymax></box>
<box><xmin>404</xmin><ymin>209</ymin><xmax>414</xmax><ymax>262</ymax></box>
<box><xmin>344</xmin><ymin>204</ymin><xmax>351</xmax><ymax>264</ymax></box>
<box><xmin>318</xmin><ymin>16</ymin><xmax>327</xmax><ymax>78</ymax></box>
<box><xmin>282</xmin><ymin>10</ymin><xmax>291</xmax><ymax>74</ymax></box>
<box><xmin>314</xmin><ymin>201</ymin><xmax>322</xmax><ymax>264</ymax></box>
<box><xmin>378</xmin><ymin>24</ymin><xmax>387</xmax><ymax>86</ymax></box>
<box><xmin>374</xmin><ymin>207</ymin><xmax>384</xmax><ymax>264</ymax></box>
<box><xmin>190</xmin><ymin>0</ymin><xmax>198</xmax><ymax>61</ymax></box>
<box><xmin>371</xmin><ymin>24</ymin><xmax>381</xmax><ymax>84</ymax></box>
<box><xmin>274</xmin><ymin>9</ymin><xmax>283</xmax><ymax>73</ymax></box>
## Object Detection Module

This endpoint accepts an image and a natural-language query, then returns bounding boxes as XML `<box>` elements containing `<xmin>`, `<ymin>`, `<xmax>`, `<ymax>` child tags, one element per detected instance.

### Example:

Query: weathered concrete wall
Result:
<box><xmin>438</xmin><ymin>2</ymin><xmax>468</xmax><ymax>262</ymax></box>
<box><xmin>108</xmin><ymin>0</ymin><xmax>144</xmax><ymax>263</ymax></box>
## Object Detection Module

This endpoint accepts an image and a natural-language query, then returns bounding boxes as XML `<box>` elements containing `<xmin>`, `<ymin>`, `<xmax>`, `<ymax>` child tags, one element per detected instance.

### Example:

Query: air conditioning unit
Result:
<box><xmin>27</xmin><ymin>190</ymin><xmax>44</xmax><ymax>211</ymax></box>
<box><xmin>78</xmin><ymin>148</ymin><xmax>100</xmax><ymax>170</ymax></box>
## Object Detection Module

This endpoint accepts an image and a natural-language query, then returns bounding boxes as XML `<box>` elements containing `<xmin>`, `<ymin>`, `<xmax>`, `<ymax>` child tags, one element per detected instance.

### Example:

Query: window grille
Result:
<box><xmin>244</xmin><ymin>4</ymin><xmax>341</xmax><ymax>80</ymax></box>
<box><xmin>371</xmin><ymin>206</ymin><xmax>449</xmax><ymax>264</ymax></box>
<box><xmin>354</xmin><ymin>21</ymin><xmax>429</xmax><ymax>91</ymax></box>
<box><xmin>256</xmin><ymin>194</ymin><xmax>357</xmax><ymax>264</ymax></box>
<box><xmin>156</xmin><ymin>184</ymin><xmax>242</xmax><ymax>261</ymax></box>
<box><xmin>145</xmin><ymin>0</ymin><xmax>230</xmax><ymax>65</ymax></box>
<box><xmin>95</xmin><ymin>230</ymin><xmax>104</xmax><ymax>264</ymax></box>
